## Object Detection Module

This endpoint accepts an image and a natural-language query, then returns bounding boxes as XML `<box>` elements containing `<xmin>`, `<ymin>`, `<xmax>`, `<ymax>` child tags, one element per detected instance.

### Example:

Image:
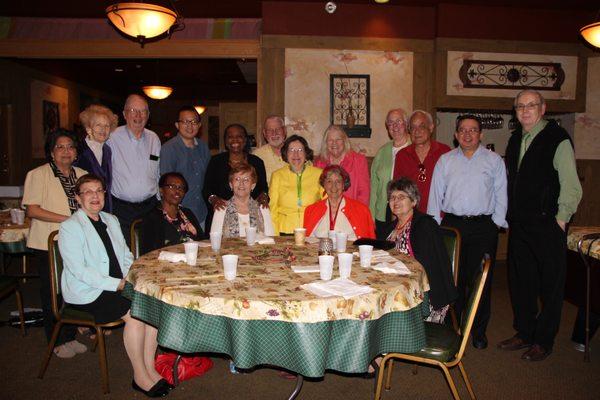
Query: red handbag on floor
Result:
<box><xmin>155</xmin><ymin>352</ymin><xmax>213</xmax><ymax>385</ymax></box>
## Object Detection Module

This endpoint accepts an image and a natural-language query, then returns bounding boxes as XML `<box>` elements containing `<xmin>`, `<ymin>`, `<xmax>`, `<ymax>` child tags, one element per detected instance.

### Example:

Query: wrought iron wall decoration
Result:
<box><xmin>459</xmin><ymin>60</ymin><xmax>565</xmax><ymax>91</ymax></box>
<box><xmin>457</xmin><ymin>113</ymin><xmax>504</xmax><ymax>130</ymax></box>
<box><xmin>330</xmin><ymin>74</ymin><xmax>371</xmax><ymax>138</ymax></box>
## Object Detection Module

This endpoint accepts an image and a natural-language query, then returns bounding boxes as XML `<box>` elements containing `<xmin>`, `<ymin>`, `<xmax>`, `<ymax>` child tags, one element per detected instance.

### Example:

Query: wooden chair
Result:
<box><xmin>38</xmin><ymin>231</ymin><xmax>124</xmax><ymax>394</ymax></box>
<box><xmin>0</xmin><ymin>240</ymin><xmax>34</xmax><ymax>282</ymax></box>
<box><xmin>439</xmin><ymin>226</ymin><xmax>461</xmax><ymax>331</ymax></box>
<box><xmin>130</xmin><ymin>219</ymin><xmax>142</xmax><ymax>260</ymax></box>
<box><xmin>374</xmin><ymin>256</ymin><xmax>491</xmax><ymax>400</ymax></box>
<box><xmin>0</xmin><ymin>275</ymin><xmax>26</xmax><ymax>336</ymax></box>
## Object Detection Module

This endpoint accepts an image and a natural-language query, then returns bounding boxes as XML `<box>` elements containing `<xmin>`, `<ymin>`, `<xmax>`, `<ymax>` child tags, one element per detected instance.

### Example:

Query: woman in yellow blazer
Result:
<box><xmin>269</xmin><ymin>135</ymin><xmax>322</xmax><ymax>235</ymax></box>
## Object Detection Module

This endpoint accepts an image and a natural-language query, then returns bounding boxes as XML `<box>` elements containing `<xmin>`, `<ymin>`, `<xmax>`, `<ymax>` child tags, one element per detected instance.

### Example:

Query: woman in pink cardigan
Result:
<box><xmin>314</xmin><ymin>125</ymin><xmax>370</xmax><ymax>206</ymax></box>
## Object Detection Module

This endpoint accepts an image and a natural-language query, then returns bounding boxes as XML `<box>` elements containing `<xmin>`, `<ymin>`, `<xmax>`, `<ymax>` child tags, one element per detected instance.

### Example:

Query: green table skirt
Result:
<box><xmin>124</xmin><ymin>285</ymin><xmax>429</xmax><ymax>378</ymax></box>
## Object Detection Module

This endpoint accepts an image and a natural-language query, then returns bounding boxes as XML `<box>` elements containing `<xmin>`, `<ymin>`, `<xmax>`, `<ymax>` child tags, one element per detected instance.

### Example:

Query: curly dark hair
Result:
<box><xmin>319</xmin><ymin>165</ymin><xmax>351</xmax><ymax>192</ymax></box>
<box><xmin>159</xmin><ymin>172</ymin><xmax>189</xmax><ymax>193</ymax></box>
<box><xmin>44</xmin><ymin>129</ymin><xmax>78</xmax><ymax>162</ymax></box>
<box><xmin>281</xmin><ymin>135</ymin><xmax>314</xmax><ymax>163</ymax></box>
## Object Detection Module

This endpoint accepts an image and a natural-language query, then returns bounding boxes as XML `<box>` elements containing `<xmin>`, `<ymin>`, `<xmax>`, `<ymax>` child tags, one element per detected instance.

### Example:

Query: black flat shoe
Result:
<box><xmin>472</xmin><ymin>334</ymin><xmax>488</xmax><ymax>350</ymax></box>
<box><xmin>132</xmin><ymin>379</ymin><xmax>169</xmax><ymax>398</ymax></box>
<box><xmin>158</xmin><ymin>379</ymin><xmax>175</xmax><ymax>390</ymax></box>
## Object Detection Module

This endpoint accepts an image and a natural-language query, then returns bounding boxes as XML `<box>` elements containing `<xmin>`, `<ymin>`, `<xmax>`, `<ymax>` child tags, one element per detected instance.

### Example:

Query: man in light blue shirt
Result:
<box><xmin>160</xmin><ymin>105</ymin><xmax>210</xmax><ymax>227</ymax></box>
<box><xmin>107</xmin><ymin>94</ymin><xmax>161</xmax><ymax>244</ymax></box>
<box><xmin>428</xmin><ymin>114</ymin><xmax>507</xmax><ymax>350</ymax></box>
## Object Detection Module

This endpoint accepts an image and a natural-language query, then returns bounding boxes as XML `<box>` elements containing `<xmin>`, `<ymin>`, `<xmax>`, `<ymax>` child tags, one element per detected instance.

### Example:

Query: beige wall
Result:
<box><xmin>284</xmin><ymin>48</ymin><xmax>413</xmax><ymax>157</ymax></box>
<box><xmin>574</xmin><ymin>57</ymin><xmax>600</xmax><ymax>160</ymax></box>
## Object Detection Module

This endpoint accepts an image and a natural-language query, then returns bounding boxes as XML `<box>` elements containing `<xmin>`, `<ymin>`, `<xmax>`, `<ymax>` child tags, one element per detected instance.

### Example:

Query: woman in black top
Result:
<box><xmin>140</xmin><ymin>172</ymin><xmax>205</xmax><ymax>255</ymax></box>
<box><xmin>203</xmin><ymin>124</ymin><xmax>268</xmax><ymax>230</ymax></box>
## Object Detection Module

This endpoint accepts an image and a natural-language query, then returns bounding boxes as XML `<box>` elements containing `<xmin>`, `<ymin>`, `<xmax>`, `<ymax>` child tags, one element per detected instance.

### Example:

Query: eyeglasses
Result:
<box><xmin>389</xmin><ymin>194</ymin><xmax>410</xmax><ymax>202</ymax></box>
<box><xmin>457</xmin><ymin>127</ymin><xmax>480</xmax><ymax>135</ymax></box>
<box><xmin>163</xmin><ymin>184</ymin><xmax>186</xmax><ymax>192</ymax></box>
<box><xmin>288</xmin><ymin>148</ymin><xmax>305</xmax><ymax>153</ymax></box>
<box><xmin>515</xmin><ymin>102</ymin><xmax>541</xmax><ymax>112</ymax></box>
<box><xmin>233</xmin><ymin>176</ymin><xmax>252</xmax><ymax>184</ymax></box>
<box><xmin>54</xmin><ymin>144</ymin><xmax>76</xmax><ymax>151</ymax></box>
<box><xmin>79</xmin><ymin>189</ymin><xmax>106</xmax><ymax>197</ymax></box>
<box><xmin>178</xmin><ymin>120</ymin><xmax>200</xmax><ymax>126</ymax></box>
<box><xmin>265</xmin><ymin>128</ymin><xmax>283</xmax><ymax>135</ymax></box>
<box><xmin>409</xmin><ymin>124</ymin><xmax>430</xmax><ymax>133</ymax></box>
<box><xmin>417</xmin><ymin>163</ymin><xmax>427</xmax><ymax>183</ymax></box>
<box><xmin>386</xmin><ymin>119</ymin><xmax>405</xmax><ymax>127</ymax></box>
<box><xmin>124</xmin><ymin>108</ymin><xmax>149</xmax><ymax>116</ymax></box>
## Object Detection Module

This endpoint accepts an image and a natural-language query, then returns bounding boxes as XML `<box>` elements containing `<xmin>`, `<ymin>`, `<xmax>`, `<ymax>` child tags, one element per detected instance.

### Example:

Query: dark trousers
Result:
<box><xmin>508</xmin><ymin>219</ymin><xmax>567</xmax><ymax>350</ymax></box>
<box><xmin>442</xmin><ymin>214</ymin><xmax>498</xmax><ymax>338</ymax></box>
<box><xmin>571</xmin><ymin>307</ymin><xmax>600</xmax><ymax>345</ymax></box>
<box><xmin>31</xmin><ymin>249</ymin><xmax>76</xmax><ymax>345</ymax></box>
<box><xmin>112</xmin><ymin>195</ymin><xmax>158</xmax><ymax>247</ymax></box>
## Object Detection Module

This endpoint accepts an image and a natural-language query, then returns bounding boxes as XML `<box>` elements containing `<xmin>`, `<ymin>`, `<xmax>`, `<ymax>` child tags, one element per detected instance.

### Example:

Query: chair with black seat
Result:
<box><xmin>0</xmin><ymin>275</ymin><xmax>26</xmax><ymax>336</ymax></box>
<box><xmin>374</xmin><ymin>256</ymin><xmax>491</xmax><ymax>400</ymax></box>
<box><xmin>439</xmin><ymin>226</ymin><xmax>461</xmax><ymax>331</ymax></box>
<box><xmin>0</xmin><ymin>240</ymin><xmax>34</xmax><ymax>282</ymax></box>
<box><xmin>37</xmin><ymin>231</ymin><xmax>124</xmax><ymax>394</ymax></box>
<box><xmin>130</xmin><ymin>219</ymin><xmax>142</xmax><ymax>260</ymax></box>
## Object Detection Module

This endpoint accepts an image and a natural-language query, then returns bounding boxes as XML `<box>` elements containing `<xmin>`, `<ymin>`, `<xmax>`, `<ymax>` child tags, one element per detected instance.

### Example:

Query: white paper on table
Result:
<box><xmin>257</xmin><ymin>236</ymin><xmax>276</xmax><ymax>245</ymax></box>
<box><xmin>372</xmin><ymin>261</ymin><xmax>411</xmax><ymax>275</ymax></box>
<box><xmin>352</xmin><ymin>249</ymin><xmax>397</xmax><ymax>263</ymax></box>
<box><xmin>158</xmin><ymin>251</ymin><xmax>187</xmax><ymax>263</ymax></box>
<box><xmin>291</xmin><ymin>265</ymin><xmax>320</xmax><ymax>273</ymax></box>
<box><xmin>300</xmin><ymin>278</ymin><xmax>373</xmax><ymax>299</ymax></box>
<box><xmin>197</xmin><ymin>241</ymin><xmax>212</xmax><ymax>248</ymax></box>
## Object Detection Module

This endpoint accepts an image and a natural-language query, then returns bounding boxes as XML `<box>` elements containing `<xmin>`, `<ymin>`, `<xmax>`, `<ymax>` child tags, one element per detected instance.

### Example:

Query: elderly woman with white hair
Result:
<box><xmin>75</xmin><ymin>104</ymin><xmax>118</xmax><ymax>212</ymax></box>
<box><xmin>314</xmin><ymin>125</ymin><xmax>370</xmax><ymax>206</ymax></box>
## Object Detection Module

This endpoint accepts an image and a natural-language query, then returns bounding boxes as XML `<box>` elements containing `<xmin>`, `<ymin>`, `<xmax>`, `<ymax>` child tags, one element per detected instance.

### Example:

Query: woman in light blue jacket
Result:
<box><xmin>59</xmin><ymin>174</ymin><xmax>170</xmax><ymax>398</ymax></box>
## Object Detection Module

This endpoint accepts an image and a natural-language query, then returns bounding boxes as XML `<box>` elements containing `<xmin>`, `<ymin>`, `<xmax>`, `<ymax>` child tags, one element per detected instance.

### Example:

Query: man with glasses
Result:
<box><xmin>160</xmin><ymin>105</ymin><xmax>210</xmax><ymax>228</ymax></box>
<box><xmin>498</xmin><ymin>90</ymin><xmax>582</xmax><ymax>361</ymax></box>
<box><xmin>253</xmin><ymin>115</ymin><xmax>287</xmax><ymax>182</ymax></box>
<box><xmin>107</xmin><ymin>94</ymin><xmax>161</xmax><ymax>244</ymax></box>
<box><xmin>428</xmin><ymin>114</ymin><xmax>507</xmax><ymax>350</ymax></box>
<box><xmin>392</xmin><ymin>110</ymin><xmax>450</xmax><ymax>213</ymax></box>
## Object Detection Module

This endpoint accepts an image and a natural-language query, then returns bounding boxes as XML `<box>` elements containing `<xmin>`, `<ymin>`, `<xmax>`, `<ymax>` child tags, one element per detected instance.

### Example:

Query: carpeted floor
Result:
<box><xmin>1</xmin><ymin>261</ymin><xmax>598</xmax><ymax>400</ymax></box>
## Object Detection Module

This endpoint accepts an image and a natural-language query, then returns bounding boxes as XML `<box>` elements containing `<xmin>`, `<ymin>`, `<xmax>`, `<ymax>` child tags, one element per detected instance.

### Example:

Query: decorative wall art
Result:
<box><xmin>330</xmin><ymin>74</ymin><xmax>371</xmax><ymax>138</ymax></box>
<box><xmin>31</xmin><ymin>80</ymin><xmax>69</xmax><ymax>159</ymax></box>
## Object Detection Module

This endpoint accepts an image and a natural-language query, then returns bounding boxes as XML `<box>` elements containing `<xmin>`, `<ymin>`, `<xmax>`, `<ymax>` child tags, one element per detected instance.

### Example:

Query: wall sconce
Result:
<box><xmin>106</xmin><ymin>2</ymin><xmax>183</xmax><ymax>47</ymax></box>
<box><xmin>142</xmin><ymin>85</ymin><xmax>173</xmax><ymax>100</ymax></box>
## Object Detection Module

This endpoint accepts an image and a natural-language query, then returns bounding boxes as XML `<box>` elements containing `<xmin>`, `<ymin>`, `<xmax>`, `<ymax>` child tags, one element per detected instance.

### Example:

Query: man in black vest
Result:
<box><xmin>498</xmin><ymin>90</ymin><xmax>582</xmax><ymax>361</ymax></box>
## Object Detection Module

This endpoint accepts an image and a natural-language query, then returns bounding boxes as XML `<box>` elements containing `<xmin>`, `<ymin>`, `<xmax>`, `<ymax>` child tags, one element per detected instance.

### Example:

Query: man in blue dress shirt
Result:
<box><xmin>428</xmin><ymin>114</ymin><xmax>507</xmax><ymax>350</ymax></box>
<box><xmin>107</xmin><ymin>94</ymin><xmax>161</xmax><ymax>244</ymax></box>
<box><xmin>160</xmin><ymin>106</ymin><xmax>211</xmax><ymax>228</ymax></box>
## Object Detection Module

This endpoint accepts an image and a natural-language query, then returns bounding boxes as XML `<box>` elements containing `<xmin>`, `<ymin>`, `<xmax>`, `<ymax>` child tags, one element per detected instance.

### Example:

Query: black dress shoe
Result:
<box><xmin>497</xmin><ymin>335</ymin><xmax>531</xmax><ymax>351</ymax></box>
<box><xmin>472</xmin><ymin>334</ymin><xmax>488</xmax><ymax>350</ymax></box>
<box><xmin>132</xmin><ymin>379</ymin><xmax>169</xmax><ymax>398</ymax></box>
<box><xmin>158</xmin><ymin>379</ymin><xmax>175</xmax><ymax>391</ymax></box>
<box><xmin>521</xmin><ymin>344</ymin><xmax>552</xmax><ymax>362</ymax></box>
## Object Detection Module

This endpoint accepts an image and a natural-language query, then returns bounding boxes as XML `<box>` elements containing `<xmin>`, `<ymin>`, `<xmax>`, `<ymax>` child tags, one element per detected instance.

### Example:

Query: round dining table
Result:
<box><xmin>124</xmin><ymin>237</ymin><xmax>431</xmax><ymax>396</ymax></box>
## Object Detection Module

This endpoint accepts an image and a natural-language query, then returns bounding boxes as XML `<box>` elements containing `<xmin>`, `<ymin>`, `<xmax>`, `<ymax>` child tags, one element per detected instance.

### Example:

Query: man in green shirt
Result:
<box><xmin>499</xmin><ymin>90</ymin><xmax>582</xmax><ymax>361</ymax></box>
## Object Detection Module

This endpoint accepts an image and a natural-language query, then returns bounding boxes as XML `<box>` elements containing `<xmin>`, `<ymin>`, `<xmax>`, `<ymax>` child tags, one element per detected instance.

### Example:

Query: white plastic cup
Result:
<box><xmin>10</xmin><ymin>208</ymin><xmax>18</xmax><ymax>224</ymax></box>
<box><xmin>329</xmin><ymin>230</ymin><xmax>337</xmax><ymax>250</ymax></box>
<box><xmin>15</xmin><ymin>209</ymin><xmax>25</xmax><ymax>225</ymax></box>
<box><xmin>318</xmin><ymin>255</ymin><xmax>335</xmax><ymax>281</ymax></box>
<box><xmin>222</xmin><ymin>254</ymin><xmax>239</xmax><ymax>281</ymax></box>
<box><xmin>335</xmin><ymin>232</ymin><xmax>348</xmax><ymax>253</ymax></box>
<box><xmin>210</xmin><ymin>232</ymin><xmax>222</xmax><ymax>252</ymax></box>
<box><xmin>294</xmin><ymin>227</ymin><xmax>306</xmax><ymax>246</ymax></box>
<box><xmin>358</xmin><ymin>245</ymin><xmax>374</xmax><ymax>268</ymax></box>
<box><xmin>245</xmin><ymin>226</ymin><xmax>257</xmax><ymax>246</ymax></box>
<box><xmin>337</xmin><ymin>252</ymin><xmax>353</xmax><ymax>279</ymax></box>
<box><xmin>183</xmin><ymin>242</ymin><xmax>199</xmax><ymax>266</ymax></box>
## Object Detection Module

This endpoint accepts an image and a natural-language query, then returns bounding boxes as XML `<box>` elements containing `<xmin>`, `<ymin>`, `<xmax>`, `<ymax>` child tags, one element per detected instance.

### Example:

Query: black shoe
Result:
<box><xmin>472</xmin><ymin>334</ymin><xmax>488</xmax><ymax>350</ymax></box>
<box><xmin>158</xmin><ymin>379</ymin><xmax>175</xmax><ymax>391</ymax></box>
<box><xmin>132</xmin><ymin>379</ymin><xmax>169</xmax><ymax>398</ymax></box>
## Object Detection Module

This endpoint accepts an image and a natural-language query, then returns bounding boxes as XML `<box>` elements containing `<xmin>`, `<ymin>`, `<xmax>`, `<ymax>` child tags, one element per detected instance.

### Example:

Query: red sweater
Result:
<box><xmin>303</xmin><ymin>196</ymin><xmax>376</xmax><ymax>239</ymax></box>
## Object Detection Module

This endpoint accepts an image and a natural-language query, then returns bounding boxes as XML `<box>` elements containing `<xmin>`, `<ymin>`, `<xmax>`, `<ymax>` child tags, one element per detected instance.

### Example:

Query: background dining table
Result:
<box><xmin>123</xmin><ymin>237</ymin><xmax>431</xmax><ymax>393</ymax></box>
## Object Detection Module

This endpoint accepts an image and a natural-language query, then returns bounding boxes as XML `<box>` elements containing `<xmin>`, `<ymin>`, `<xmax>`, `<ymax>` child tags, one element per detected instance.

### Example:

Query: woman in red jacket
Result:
<box><xmin>304</xmin><ymin>165</ymin><xmax>375</xmax><ymax>240</ymax></box>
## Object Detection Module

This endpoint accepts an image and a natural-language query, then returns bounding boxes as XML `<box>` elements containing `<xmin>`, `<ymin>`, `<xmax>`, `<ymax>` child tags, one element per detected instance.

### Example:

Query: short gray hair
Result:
<box><xmin>408</xmin><ymin>110</ymin><xmax>434</xmax><ymax>127</ymax></box>
<box><xmin>264</xmin><ymin>115</ymin><xmax>285</xmax><ymax>127</ymax></box>
<box><xmin>387</xmin><ymin>177</ymin><xmax>421</xmax><ymax>207</ymax></box>
<box><xmin>514</xmin><ymin>89</ymin><xmax>545</xmax><ymax>107</ymax></box>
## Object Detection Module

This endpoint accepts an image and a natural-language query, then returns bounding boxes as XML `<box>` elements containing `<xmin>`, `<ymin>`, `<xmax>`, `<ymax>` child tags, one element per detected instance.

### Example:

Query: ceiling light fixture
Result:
<box><xmin>194</xmin><ymin>106</ymin><xmax>206</xmax><ymax>115</ymax></box>
<box><xmin>142</xmin><ymin>85</ymin><xmax>173</xmax><ymax>100</ymax></box>
<box><xmin>374</xmin><ymin>0</ymin><xmax>389</xmax><ymax>3</ymax></box>
<box><xmin>106</xmin><ymin>2</ymin><xmax>184</xmax><ymax>47</ymax></box>
<box><xmin>580</xmin><ymin>21</ymin><xmax>600</xmax><ymax>48</ymax></box>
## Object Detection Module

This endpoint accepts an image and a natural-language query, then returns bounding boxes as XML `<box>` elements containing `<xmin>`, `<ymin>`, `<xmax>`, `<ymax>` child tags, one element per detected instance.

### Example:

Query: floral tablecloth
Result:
<box><xmin>127</xmin><ymin>238</ymin><xmax>430</xmax><ymax>323</ymax></box>
<box><xmin>568</xmin><ymin>226</ymin><xmax>600</xmax><ymax>261</ymax></box>
<box><xmin>124</xmin><ymin>237</ymin><xmax>431</xmax><ymax>377</ymax></box>
<box><xmin>0</xmin><ymin>211</ymin><xmax>29</xmax><ymax>243</ymax></box>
